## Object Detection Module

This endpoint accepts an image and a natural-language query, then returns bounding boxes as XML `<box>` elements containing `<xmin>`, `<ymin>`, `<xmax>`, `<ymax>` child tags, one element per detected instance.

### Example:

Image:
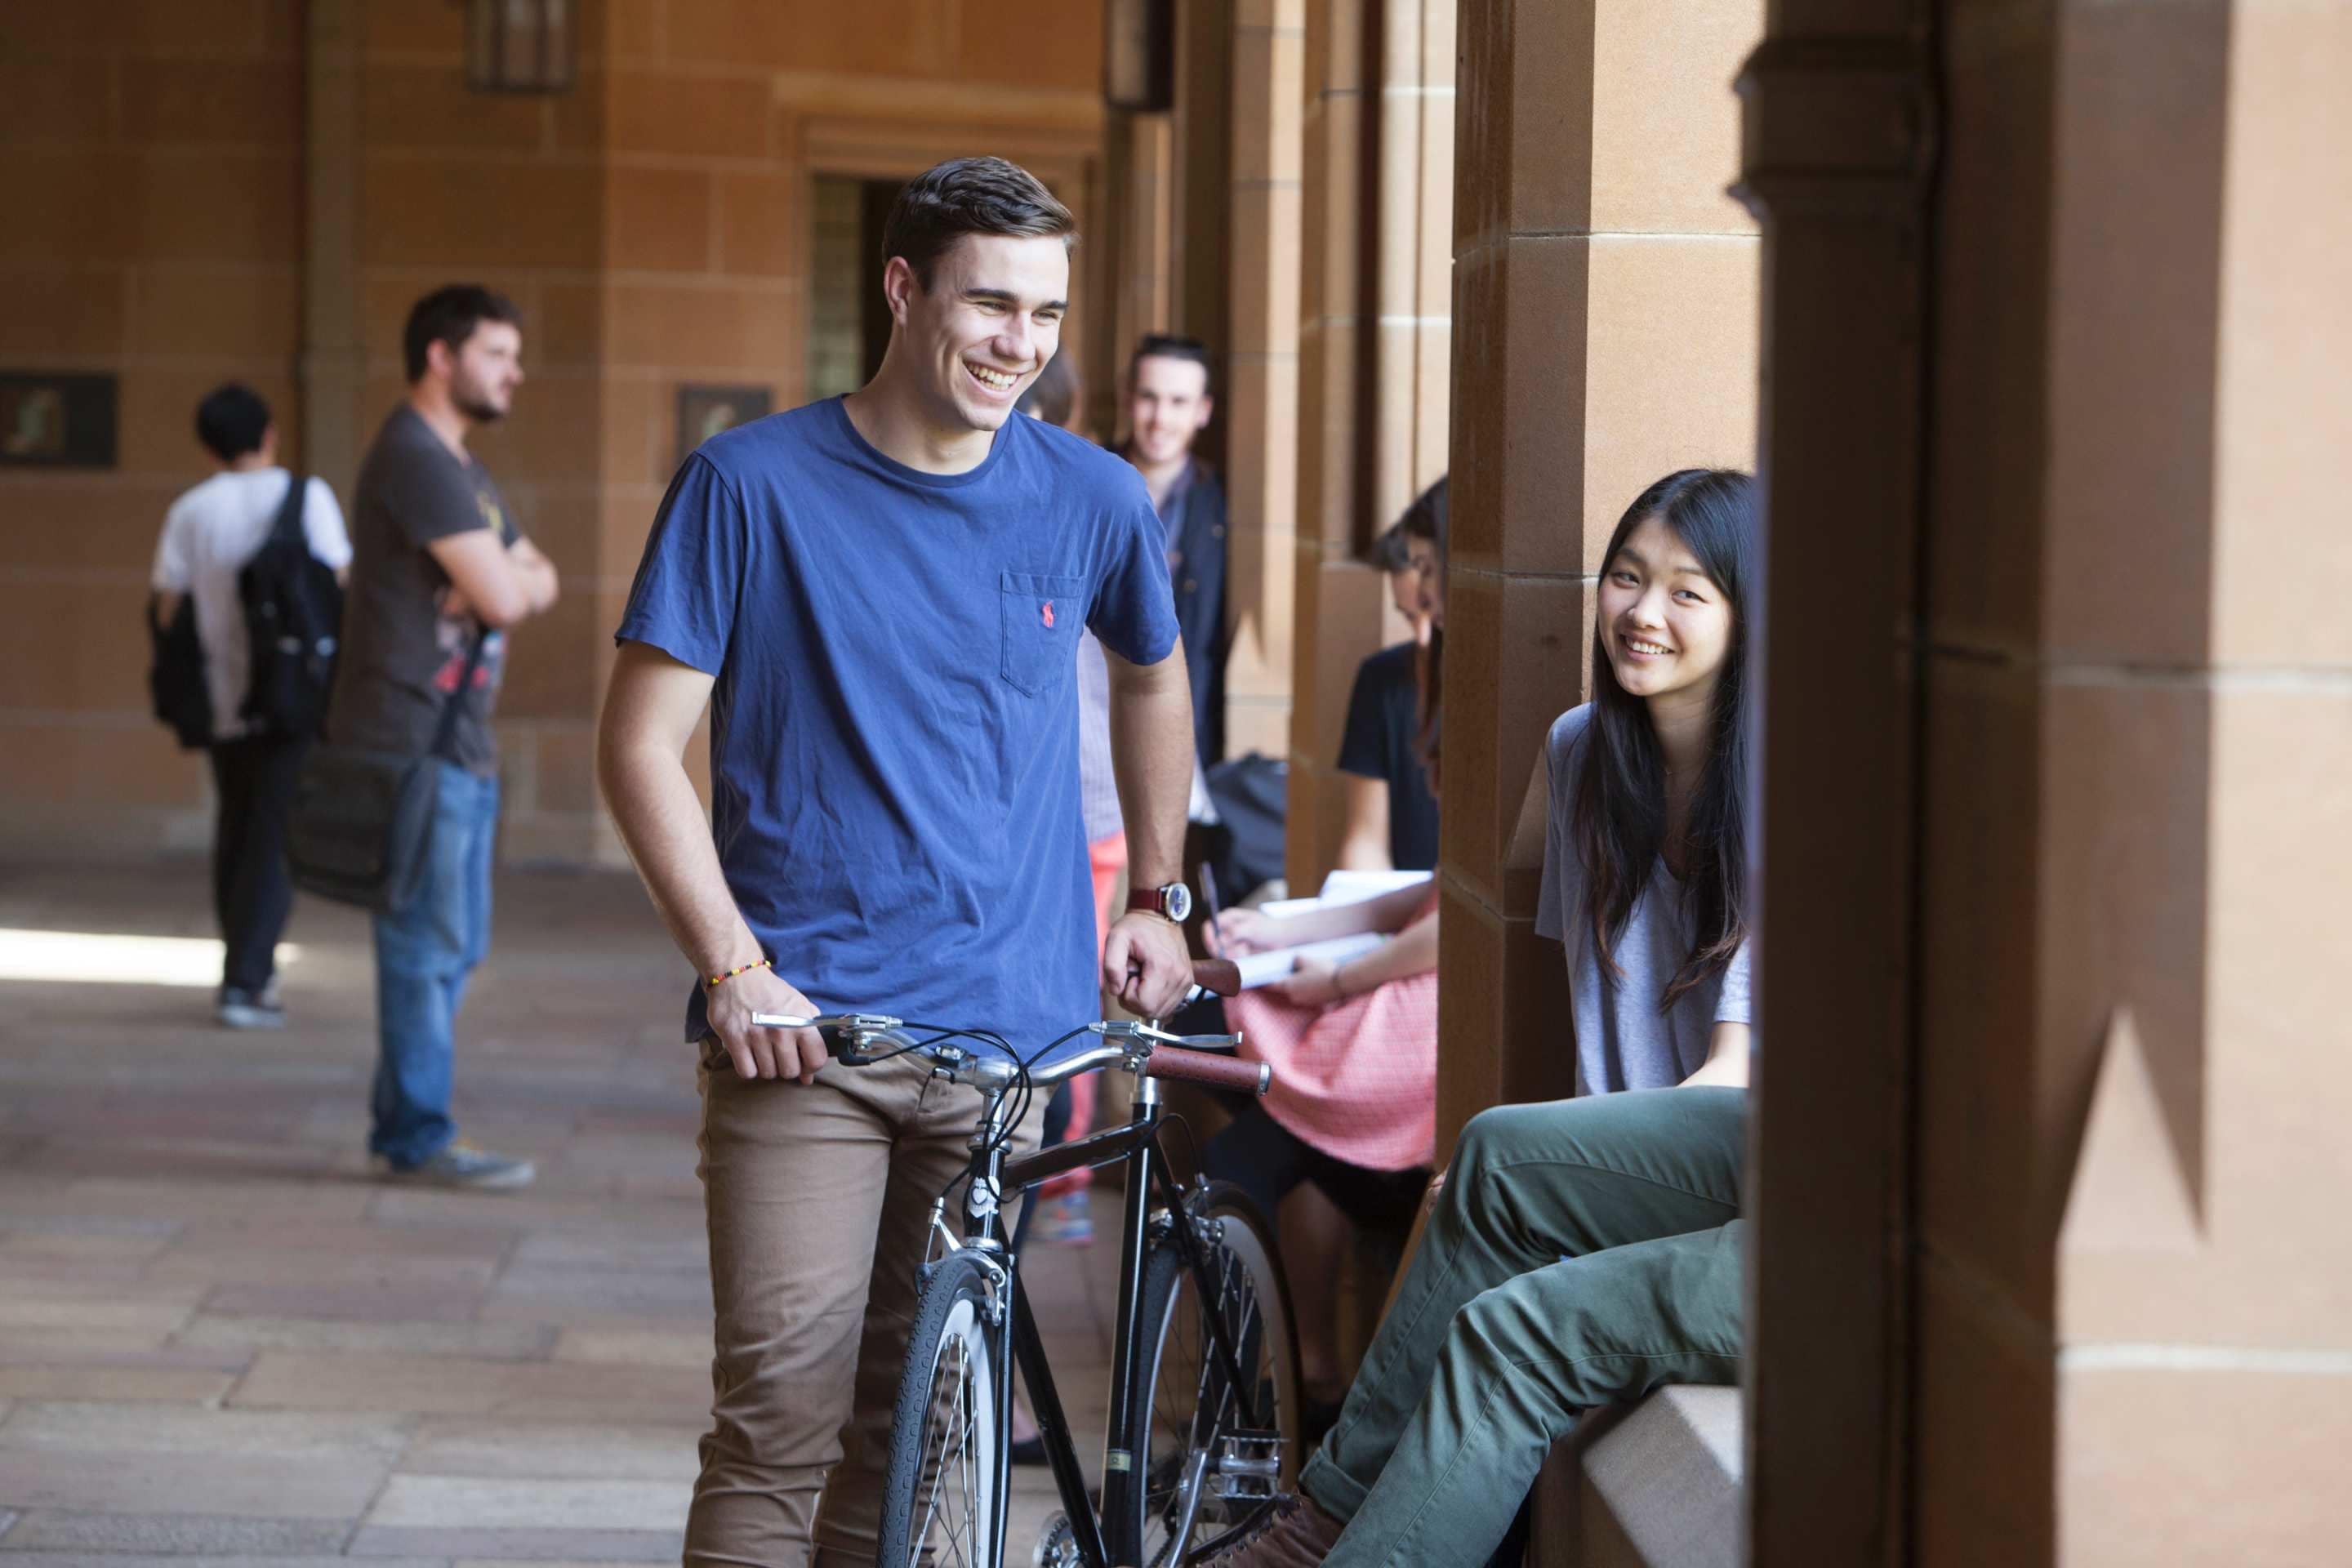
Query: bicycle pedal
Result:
<box><xmin>1207</xmin><ymin>1428</ymin><xmax>1285</xmax><ymax>1499</ymax></box>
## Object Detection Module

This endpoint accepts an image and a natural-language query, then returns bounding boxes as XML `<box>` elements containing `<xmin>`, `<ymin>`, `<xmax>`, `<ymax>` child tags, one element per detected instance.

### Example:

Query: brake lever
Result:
<box><xmin>748</xmin><ymin>1012</ymin><xmax>907</xmax><ymax>1065</ymax></box>
<box><xmin>1089</xmin><ymin>1020</ymin><xmax>1245</xmax><ymax>1052</ymax></box>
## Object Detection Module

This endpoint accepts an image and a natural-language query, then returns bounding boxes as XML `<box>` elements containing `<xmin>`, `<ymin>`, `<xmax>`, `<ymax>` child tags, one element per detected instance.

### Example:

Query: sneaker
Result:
<box><xmin>1198</xmin><ymin>1493</ymin><xmax>1346</xmax><ymax>1567</ymax></box>
<box><xmin>217</xmin><ymin>982</ymin><xmax>285</xmax><ymax>1031</ymax></box>
<box><xmin>1034</xmin><ymin>1188</ymin><xmax>1094</xmax><ymax>1248</ymax></box>
<box><xmin>381</xmin><ymin>1139</ymin><xmax>536</xmax><ymax>1190</ymax></box>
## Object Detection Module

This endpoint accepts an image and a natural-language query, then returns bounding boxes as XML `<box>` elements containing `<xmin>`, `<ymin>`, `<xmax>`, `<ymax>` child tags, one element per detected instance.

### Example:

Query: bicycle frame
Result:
<box><xmin>941</xmin><ymin>1060</ymin><xmax>1276</xmax><ymax>1568</ymax></box>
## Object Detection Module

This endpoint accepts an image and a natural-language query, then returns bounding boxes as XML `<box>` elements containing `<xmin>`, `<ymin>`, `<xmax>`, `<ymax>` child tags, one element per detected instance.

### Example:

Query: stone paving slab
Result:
<box><xmin>229</xmin><ymin>1351</ymin><xmax>707</xmax><ymax>1420</ymax></box>
<box><xmin>396</xmin><ymin>1420</ymin><xmax>697</xmax><ymax>1482</ymax></box>
<box><xmin>0</xmin><ymin>1363</ymin><xmax>234</xmax><ymax>1403</ymax></box>
<box><xmin>347</xmin><ymin>1527</ymin><xmax>676</xmax><ymax>1561</ymax></box>
<box><xmin>0</xmin><ymin>1450</ymin><xmax>390</xmax><ymax>1520</ymax></box>
<box><xmin>178</xmin><ymin>1315</ymin><xmax>556</xmax><ymax>1362</ymax></box>
<box><xmin>547</xmin><ymin>1330</ymin><xmax>707</xmax><ymax>1368</ymax></box>
<box><xmin>0</xmin><ymin>1400</ymin><xmax>415</xmax><ymax>1460</ymax></box>
<box><xmin>200</xmin><ymin>1282</ymin><xmax>497</xmax><ymax>1325</ymax></box>
<box><xmin>474</xmin><ymin>1266</ymin><xmax>711</xmax><ymax>1329</ymax></box>
<box><xmin>0</xmin><ymin>1508</ymin><xmax>354</xmax><ymax>1555</ymax></box>
<box><xmin>0</xmin><ymin>1558</ymin><xmax>445</xmax><ymax>1568</ymax></box>
<box><xmin>363</xmin><ymin>1477</ymin><xmax>687</xmax><ymax>1530</ymax></box>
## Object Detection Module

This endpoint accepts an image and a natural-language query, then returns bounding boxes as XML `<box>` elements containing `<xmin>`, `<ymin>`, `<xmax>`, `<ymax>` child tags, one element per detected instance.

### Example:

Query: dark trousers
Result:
<box><xmin>206</xmin><ymin>735</ymin><xmax>306</xmax><ymax>994</ymax></box>
<box><xmin>1204</xmin><ymin>1102</ymin><xmax>1431</xmax><ymax>1232</ymax></box>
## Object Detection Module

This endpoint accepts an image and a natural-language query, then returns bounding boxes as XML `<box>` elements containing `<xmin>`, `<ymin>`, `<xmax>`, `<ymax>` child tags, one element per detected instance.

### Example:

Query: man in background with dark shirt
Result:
<box><xmin>332</xmin><ymin>284</ymin><xmax>559</xmax><ymax>1189</ymax></box>
<box><xmin>1333</xmin><ymin>479</ymin><xmax>1447</xmax><ymax>871</ymax></box>
<box><xmin>1122</xmin><ymin>333</ymin><xmax>1229</xmax><ymax>766</ymax></box>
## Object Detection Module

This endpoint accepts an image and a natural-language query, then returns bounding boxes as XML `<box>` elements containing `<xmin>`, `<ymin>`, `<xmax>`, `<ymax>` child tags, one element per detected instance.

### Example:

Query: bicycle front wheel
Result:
<box><xmin>1120</xmin><ymin>1181</ymin><xmax>1302</xmax><ymax>1566</ymax></box>
<box><xmin>877</xmin><ymin>1247</ymin><xmax>1008</xmax><ymax>1568</ymax></box>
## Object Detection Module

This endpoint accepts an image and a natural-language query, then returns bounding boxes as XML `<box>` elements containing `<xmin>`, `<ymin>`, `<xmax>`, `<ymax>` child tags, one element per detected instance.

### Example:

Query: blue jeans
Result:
<box><xmin>369</xmin><ymin>760</ymin><xmax>498</xmax><ymax>1169</ymax></box>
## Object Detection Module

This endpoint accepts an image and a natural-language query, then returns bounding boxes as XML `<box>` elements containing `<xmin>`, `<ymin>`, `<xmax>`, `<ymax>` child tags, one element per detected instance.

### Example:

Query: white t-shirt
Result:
<box><xmin>149</xmin><ymin>468</ymin><xmax>352</xmax><ymax>740</ymax></box>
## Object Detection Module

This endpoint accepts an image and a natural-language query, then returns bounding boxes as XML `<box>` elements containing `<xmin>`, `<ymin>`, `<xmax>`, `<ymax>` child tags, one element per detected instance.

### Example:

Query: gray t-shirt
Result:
<box><xmin>1534</xmin><ymin>705</ymin><xmax>1752</xmax><ymax>1094</ymax></box>
<box><xmin>329</xmin><ymin>406</ymin><xmax>519</xmax><ymax>773</ymax></box>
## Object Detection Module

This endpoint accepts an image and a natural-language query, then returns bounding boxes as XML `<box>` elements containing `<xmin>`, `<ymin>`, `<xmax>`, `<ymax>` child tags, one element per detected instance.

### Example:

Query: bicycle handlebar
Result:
<box><xmin>1146</xmin><ymin>1045</ymin><xmax>1270</xmax><ymax>1095</ymax></box>
<box><xmin>746</xmin><ymin>1011</ymin><xmax>1265</xmax><ymax>1095</ymax></box>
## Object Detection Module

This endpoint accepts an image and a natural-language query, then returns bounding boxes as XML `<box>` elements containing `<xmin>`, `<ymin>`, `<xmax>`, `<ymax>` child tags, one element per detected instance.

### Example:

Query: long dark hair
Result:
<box><xmin>1571</xmin><ymin>468</ymin><xmax>1756</xmax><ymax>1010</ymax></box>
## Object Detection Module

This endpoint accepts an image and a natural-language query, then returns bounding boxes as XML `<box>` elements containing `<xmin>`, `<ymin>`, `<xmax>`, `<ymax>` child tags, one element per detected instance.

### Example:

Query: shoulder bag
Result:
<box><xmin>286</xmin><ymin>635</ymin><xmax>487</xmax><ymax>913</ymax></box>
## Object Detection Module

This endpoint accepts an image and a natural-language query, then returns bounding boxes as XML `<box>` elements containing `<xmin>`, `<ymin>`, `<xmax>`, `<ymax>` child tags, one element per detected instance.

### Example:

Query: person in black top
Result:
<box><xmin>1332</xmin><ymin>481</ymin><xmax>1446</xmax><ymax>871</ymax></box>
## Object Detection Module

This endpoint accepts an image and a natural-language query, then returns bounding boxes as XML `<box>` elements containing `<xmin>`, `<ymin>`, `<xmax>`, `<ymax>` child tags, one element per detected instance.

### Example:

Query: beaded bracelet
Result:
<box><xmin>706</xmin><ymin>957</ymin><xmax>772</xmax><ymax>991</ymax></box>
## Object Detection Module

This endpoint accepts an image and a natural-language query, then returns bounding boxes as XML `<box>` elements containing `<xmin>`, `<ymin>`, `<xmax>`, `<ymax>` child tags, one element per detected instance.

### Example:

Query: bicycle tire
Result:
<box><xmin>876</xmin><ymin>1246</ymin><xmax>1008</xmax><ymax>1568</ymax></box>
<box><xmin>1117</xmin><ymin>1181</ymin><xmax>1303</xmax><ymax>1566</ymax></box>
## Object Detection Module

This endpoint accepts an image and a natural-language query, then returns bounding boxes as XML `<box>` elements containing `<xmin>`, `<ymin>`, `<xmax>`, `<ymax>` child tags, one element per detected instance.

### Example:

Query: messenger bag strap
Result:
<box><xmin>427</xmin><ymin>631</ymin><xmax>490</xmax><ymax>763</ymax></box>
<box><xmin>270</xmin><ymin>471</ymin><xmax>308</xmax><ymax>546</ymax></box>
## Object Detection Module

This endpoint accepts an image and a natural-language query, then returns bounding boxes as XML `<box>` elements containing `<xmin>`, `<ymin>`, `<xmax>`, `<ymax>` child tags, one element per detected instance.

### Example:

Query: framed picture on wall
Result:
<box><xmin>0</xmin><ymin>372</ymin><xmax>118</xmax><ymax>469</ymax></box>
<box><xmin>675</xmin><ymin>384</ymin><xmax>773</xmax><ymax>472</ymax></box>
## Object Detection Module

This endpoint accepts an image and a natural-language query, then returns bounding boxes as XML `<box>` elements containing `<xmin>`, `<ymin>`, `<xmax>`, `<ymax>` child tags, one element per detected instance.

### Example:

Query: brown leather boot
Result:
<box><xmin>1196</xmin><ymin>1492</ymin><xmax>1348</xmax><ymax>1567</ymax></box>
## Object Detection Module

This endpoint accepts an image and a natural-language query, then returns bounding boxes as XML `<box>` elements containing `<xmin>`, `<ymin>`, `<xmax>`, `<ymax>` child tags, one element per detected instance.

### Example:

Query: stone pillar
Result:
<box><xmin>1742</xmin><ymin>2</ymin><xmax>2352</xmax><ymax>1562</ymax></box>
<box><xmin>1286</xmin><ymin>0</ymin><xmax>1375</xmax><ymax>885</ymax></box>
<box><xmin>1733</xmin><ymin>20</ymin><xmax>1936</xmax><ymax>1563</ymax></box>
<box><xmin>1089</xmin><ymin>111</ymin><xmax>1174</xmax><ymax>442</ymax></box>
<box><xmin>1933</xmin><ymin>3</ymin><xmax>2352</xmax><ymax>1562</ymax></box>
<box><xmin>1218</xmin><ymin>0</ymin><xmax>1306</xmax><ymax>764</ymax></box>
<box><xmin>300</xmin><ymin>0</ymin><xmax>363</xmax><ymax>494</ymax></box>
<box><xmin>1440</xmin><ymin>0</ymin><xmax>1761</xmax><ymax>1152</ymax></box>
<box><xmin>1285</xmin><ymin>0</ymin><xmax>1458</xmax><ymax>890</ymax></box>
<box><xmin>1369</xmin><ymin>0</ymin><xmax>1451</xmax><ymax>525</ymax></box>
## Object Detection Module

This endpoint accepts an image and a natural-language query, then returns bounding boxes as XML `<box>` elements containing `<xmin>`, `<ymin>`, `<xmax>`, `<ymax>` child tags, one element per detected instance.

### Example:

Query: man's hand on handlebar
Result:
<box><xmin>706</xmin><ymin>966</ymin><xmax>828</xmax><ymax>1085</ymax></box>
<box><xmin>1103</xmin><ymin>910</ymin><xmax>1193</xmax><ymax>1019</ymax></box>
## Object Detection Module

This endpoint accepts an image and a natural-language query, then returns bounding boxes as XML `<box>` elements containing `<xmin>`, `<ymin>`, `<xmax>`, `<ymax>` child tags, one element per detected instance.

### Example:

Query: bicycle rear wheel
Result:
<box><xmin>1119</xmin><ymin>1181</ymin><xmax>1302</xmax><ymax>1566</ymax></box>
<box><xmin>876</xmin><ymin>1247</ymin><xmax>1007</xmax><ymax>1568</ymax></box>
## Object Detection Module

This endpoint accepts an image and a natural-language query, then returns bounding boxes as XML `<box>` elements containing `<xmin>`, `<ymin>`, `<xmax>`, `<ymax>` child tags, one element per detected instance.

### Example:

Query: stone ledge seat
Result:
<box><xmin>1536</xmin><ymin>1385</ymin><xmax>1744</xmax><ymax>1566</ymax></box>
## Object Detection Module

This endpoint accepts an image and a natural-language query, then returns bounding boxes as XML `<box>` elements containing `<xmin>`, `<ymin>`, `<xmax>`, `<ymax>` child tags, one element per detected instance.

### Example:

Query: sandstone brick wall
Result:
<box><xmin>0</xmin><ymin>0</ymin><xmax>1107</xmax><ymax>866</ymax></box>
<box><xmin>0</xmin><ymin>0</ymin><xmax>305</xmax><ymax>853</ymax></box>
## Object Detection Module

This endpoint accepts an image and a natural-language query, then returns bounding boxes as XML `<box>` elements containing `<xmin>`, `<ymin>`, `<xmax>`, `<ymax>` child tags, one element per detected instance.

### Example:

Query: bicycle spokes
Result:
<box><xmin>911</xmin><ymin>1316</ymin><xmax>992</xmax><ymax>1566</ymax></box>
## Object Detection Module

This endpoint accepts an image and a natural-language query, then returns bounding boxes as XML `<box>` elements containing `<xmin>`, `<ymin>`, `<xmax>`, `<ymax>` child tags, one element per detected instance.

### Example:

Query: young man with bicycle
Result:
<box><xmin>599</xmin><ymin>157</ymin><xmax>1199</xmax><ymax>1565</ymax></box>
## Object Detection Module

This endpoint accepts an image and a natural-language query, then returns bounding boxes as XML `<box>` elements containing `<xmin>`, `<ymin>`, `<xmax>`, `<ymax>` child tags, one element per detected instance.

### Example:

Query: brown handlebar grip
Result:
<box><xmin>1191</xmin><ymin>958</ymin><xmax>1242</xmax><ymax>997</ymax></box>
<box><xmin>1146</xmin><ymin>1045</ymin><xmax>1271</xmax><ymax>1096</ymax></box>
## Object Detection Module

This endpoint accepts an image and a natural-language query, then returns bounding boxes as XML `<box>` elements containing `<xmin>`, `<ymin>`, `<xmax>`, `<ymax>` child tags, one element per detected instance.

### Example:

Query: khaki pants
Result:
<box><xmin>686</xmin><ymin>1042</ymin><xmax>1045</xmax><ymax>1566</ymax></box>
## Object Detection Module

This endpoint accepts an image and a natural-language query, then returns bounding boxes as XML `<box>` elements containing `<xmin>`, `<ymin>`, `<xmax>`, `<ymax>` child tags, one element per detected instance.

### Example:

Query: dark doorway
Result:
<box><xmin>808</xmin><ymin>175</ymin><xmax>906</xmax><ymax>399</ymax></box>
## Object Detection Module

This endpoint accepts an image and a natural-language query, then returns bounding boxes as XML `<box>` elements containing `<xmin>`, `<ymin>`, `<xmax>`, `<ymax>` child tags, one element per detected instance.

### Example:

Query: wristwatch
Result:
<box><xmin>1127</xmin><ymin>881</ymin><xmax>1195</xmax><ymax>924</ymax></box>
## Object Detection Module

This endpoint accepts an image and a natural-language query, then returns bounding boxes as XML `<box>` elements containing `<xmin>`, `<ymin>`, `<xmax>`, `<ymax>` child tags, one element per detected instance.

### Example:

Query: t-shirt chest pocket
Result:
<box><xmin>1000</xmin><ymin>571</ymin><xmax>1086</xmax><ymax>697</ymax></box>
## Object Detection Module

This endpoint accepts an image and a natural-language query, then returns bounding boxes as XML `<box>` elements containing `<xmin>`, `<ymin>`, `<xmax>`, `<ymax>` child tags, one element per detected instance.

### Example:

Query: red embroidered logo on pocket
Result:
<box><xmin>1040</xmin><ymin>601</ymin><xmax>1056</xmax><ymax>630</ymax></box>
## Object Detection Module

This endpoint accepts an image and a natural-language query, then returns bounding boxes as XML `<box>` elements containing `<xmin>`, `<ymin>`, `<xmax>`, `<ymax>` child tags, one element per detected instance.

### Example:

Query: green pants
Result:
<box><xmin>1302</xmin><ymin>1087</ymin><xmax>1748</xmax><ymax>1568</ymax></box>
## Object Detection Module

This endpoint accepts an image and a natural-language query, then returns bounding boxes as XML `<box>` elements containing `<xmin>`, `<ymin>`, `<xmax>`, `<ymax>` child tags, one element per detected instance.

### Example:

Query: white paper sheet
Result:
<box><xmin>1233</xmin><ymin>933</ymin><xmax>1387</xmax><ymax>990</ymax></box>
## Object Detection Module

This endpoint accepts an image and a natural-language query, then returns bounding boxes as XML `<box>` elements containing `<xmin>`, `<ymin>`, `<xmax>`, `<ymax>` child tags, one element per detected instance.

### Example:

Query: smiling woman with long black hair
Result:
<box><xmin>1539</xmin><ymin>466</ymin><xmax>1756</xmax><ymax>1094</ymax></box>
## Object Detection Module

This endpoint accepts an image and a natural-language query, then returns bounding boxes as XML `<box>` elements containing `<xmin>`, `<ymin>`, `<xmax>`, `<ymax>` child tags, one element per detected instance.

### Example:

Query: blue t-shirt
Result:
<box><xmin>615</xmin><ymin>398</ymin><xmax>1180</xmax><ymax>1057</ymax></box>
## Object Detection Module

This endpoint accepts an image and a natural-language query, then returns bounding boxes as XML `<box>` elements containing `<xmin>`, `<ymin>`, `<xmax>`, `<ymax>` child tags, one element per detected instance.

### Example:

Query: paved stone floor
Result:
<box><xmin>0</xmin><ymin>863</ymin><xmax>1120</xmax><ymax>1565</ymax></box>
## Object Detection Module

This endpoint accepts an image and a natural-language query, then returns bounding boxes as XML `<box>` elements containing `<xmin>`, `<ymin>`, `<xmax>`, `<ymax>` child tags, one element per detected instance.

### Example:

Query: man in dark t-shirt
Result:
<box><xmin>332</xmin><ymin>285</ymin><xmax>560</xmax><ymax>1190</ymax></box>
<box><xmin>600</xmin><ymin>158</ymin><xmax>1198</xmax><ymax>1562</ymax></box>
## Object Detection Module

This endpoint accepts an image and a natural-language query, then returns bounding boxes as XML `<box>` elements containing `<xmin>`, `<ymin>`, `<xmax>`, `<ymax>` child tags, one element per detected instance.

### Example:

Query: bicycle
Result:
<box><xmin>755</xmin><ymin>960</ymin><xmax>1301</xmax><ymax>1568</ymax></box>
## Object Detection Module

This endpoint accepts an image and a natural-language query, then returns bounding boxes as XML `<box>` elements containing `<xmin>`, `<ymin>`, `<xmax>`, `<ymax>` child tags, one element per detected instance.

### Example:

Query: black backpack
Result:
<box><xmin>237</xmin><ymin>473</ymin><xmax>344</xmax><ymax>739</ymax></box>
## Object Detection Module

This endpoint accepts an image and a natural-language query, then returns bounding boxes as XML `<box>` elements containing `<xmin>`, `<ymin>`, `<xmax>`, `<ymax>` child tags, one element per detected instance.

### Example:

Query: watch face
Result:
<box><xmin>1162</xmin><ymin>883</ymin><xmax>1194</xmax><ymax>923</ymax></box>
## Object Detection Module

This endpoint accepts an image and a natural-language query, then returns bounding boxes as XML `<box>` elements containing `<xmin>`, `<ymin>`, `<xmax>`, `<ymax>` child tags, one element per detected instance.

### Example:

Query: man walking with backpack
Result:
<box><xmin>330</xmin><ymin>284</ymin><xmax>559</xmax><ymax>1190</ymax></box>
<box><xmin>150</xmin><ymin>384</ymin><xmax>350</xmax><ymax>1029</ymax></box>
